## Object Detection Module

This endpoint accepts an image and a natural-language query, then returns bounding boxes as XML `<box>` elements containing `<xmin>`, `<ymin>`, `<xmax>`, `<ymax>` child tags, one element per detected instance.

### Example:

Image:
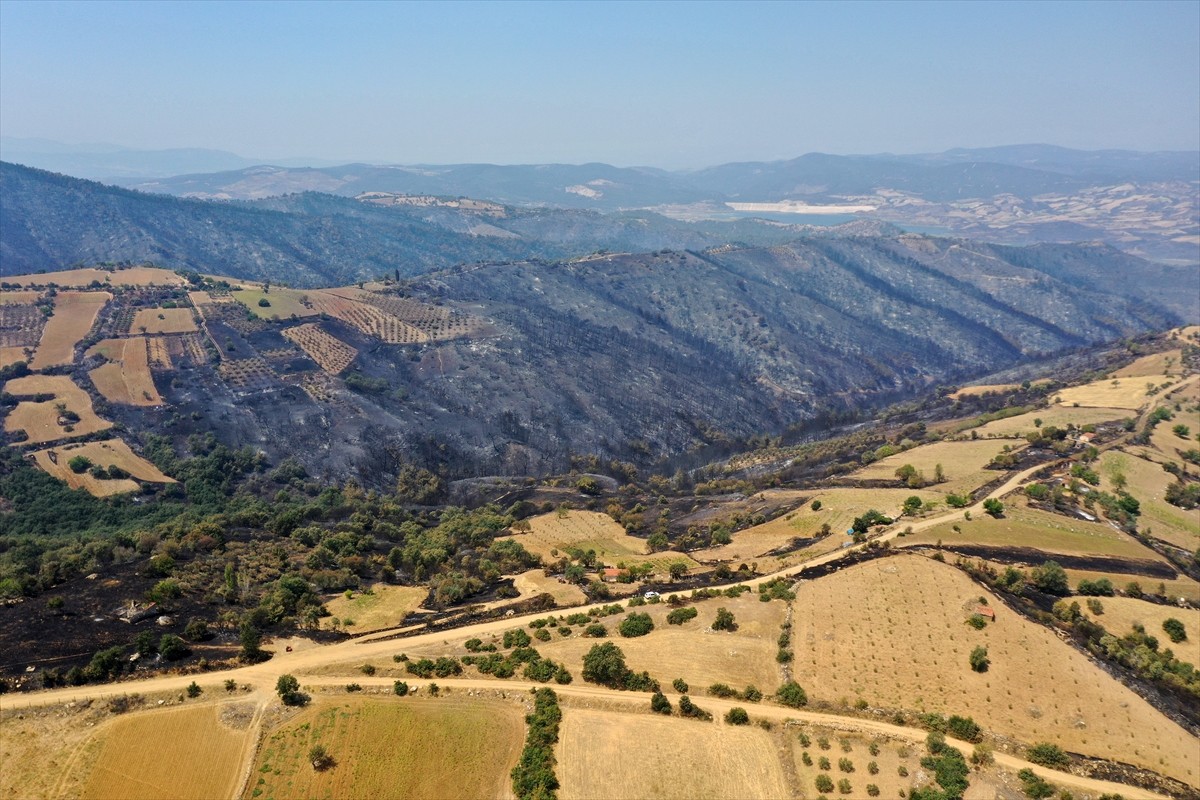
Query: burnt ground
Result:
<box><xmin>935</xmin><ymin>544</ymin><xmax>1180</xmax><ymax>579</ymax></box>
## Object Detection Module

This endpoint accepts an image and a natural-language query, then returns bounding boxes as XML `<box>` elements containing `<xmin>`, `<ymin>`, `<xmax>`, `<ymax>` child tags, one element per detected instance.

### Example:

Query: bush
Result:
<box><xmin>68</xmin><ymin>455</ymin><xmax>92</xmax><ymax>474</ymax></box>
<box><xmin>159</xmin><ymin>634</ymin><xmax>189</xmax><ymax>661</ymax></box>
<box><xmin>724</xmin><ymin>707</ymin><xmax>748</xmax><ymax>725</ymax></box>
<box><xmin>866</xmin><ymin>784</ymin><xmax>880</xmax><ymax>797</ymax></box>
<box><xmin>1077</xmin><ymin>578</ymin><xmax>1114</xmax><ymax>596</ymax></box>
<box><xmin>308</xmin><ymin>744</ymin><xmax>333</xmax><ymax>771</ymax></box>
<box><xmin>708</xmin><ymin>682</ymin><xmax>737</xmax><ymax>698</ymax></box>
<box><xmin>711</xmin><ymin>607</ymin><xmax>736</xmax><ymax>631</ymax></box>
<box><xmin>651</xmin><ymin>691</ymin><xmax>672</xmax><ymax>715</ymax></box>
<box><xmin>969</xmin><ymin>645</ymin><xmax>989</xmax><ymax>672</ymax></box>
<box><xmin>1163</xmin><ymin>618</ymin><xmax>1187</xmax><ymax>643</ymax></box>
<box><xmin>186</xmin><ymin>681</ymin><xmax>201</xmax><ymax>698</ymax></box>
<box><xmin>970</xmin><ymin>743</ymin><xmax>994</xmax><ymax>766</ymax></box>
<box><xmin>276</xmin><ymin>674</ymin><xmax>307</xmax><ymax>706</ymax></box>
<box><xmin>982</xmin><ymin>498</ymin><xmax>1004</xmax><ymax>517</ymax></box>
<box><xmin>966</xmin><ymin>614</ymin><xmax>987</xmax><ymax>630</ymax></box>
<box><xmin>678</xmin><ymin>695</ymin><xmax>712</xmax><ymax>721</ymax></box>
<box><xmin>1017</xmin><ymin>768</ymin><xmax>1055</xmax><ymax>799</ymax></box>
<box><xmin>393</xmin><ymin>680</ymin><xmax>409</xmax><ymax>696</ymax></box>
<box><xmin>666</xmin><ymin>606</ymin><xmax>698</xmax><ymax>625</ymax></box>
<box><xmin>946</xmin><ymin>715</ymin><xmax>982</xmax><ymax>743</ymax></box>
<box><xmin>1032</xmin><ymin>560</ymin><xmax>1069</xmax><ymax>595</ymax></box>
<box><xmin>184</xmin><ymin>619</ymin><xmax>211</xmax><ymax>641</ymax></box>
<box><xmin>618</xmin><ymin>612</ymin><xmax>654</xmax><ymax>638</ymax></box>
<box><xmin>776</xmin><ymin>680</ymin><xmax>808</xmax><ymax>707</ymax></box>
<box><xmin>838</xmin><ymin>757</ymin><xmax>854</xmax><ymax>772</ymax></box>
<box><xmin>345</xmin><ymin>683</ymin><xmax>362</xmax><ymax>692</ymax></box>
<box><xmin>815</xmin><ymin>775</ymin><xmax>834</xmax><ymax>793</ymax></box>
<box><xmin>837</xmin><ymin>778</ymin><xmax>852</xmax><ymax>794</ymax></box>
<box><xmin>672</xmin><ymin>678</ymin><xmax>689</xmax><ymax>693</ymax></box>
<box><xmin>582</xmin><ymin>623</ymin><xmax>607</xmax><ymax>637</ymax></box>
<box><xmin>1026</xmin><ymin>742</ymin><xmax>1069</xmax><ymax>769</ymax></box>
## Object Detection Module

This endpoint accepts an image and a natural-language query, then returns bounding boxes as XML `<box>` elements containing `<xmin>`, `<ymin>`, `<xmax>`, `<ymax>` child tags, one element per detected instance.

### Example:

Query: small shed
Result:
<box><xmin>600</xmin><ymin>568</ymin><xmax>629</xmax><ymax>583</ymax></box>
<box><xmin>975</xmin><ymin>605</ymin><xmax>996</xmax><ymax>621</ymax></box>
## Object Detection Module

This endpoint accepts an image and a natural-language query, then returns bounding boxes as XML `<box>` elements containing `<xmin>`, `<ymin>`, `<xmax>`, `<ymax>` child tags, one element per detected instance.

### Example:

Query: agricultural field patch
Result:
<box><xmin>0</xmin><ymin>346</ymin><xmax>30</xmax><ymax>368</ymax></box>
<box><xmin>307</xmin><ymin>289</ymin><xmax>427</xmax><ymax>344</ymax></box>
<box><xmin>1064</xmin><ymin>568</ymin><xmax>1200</xmax><ymax>604</ymax></box>
<box><xmin>899</xmin><ymin>500</ymin><xmax>1167</xmax><ymax>562</ymax></box>
<box><xmin>3</xmin><ymin>374</ymin><xmax>112</xmax><ymax>444</ymax></box>
<box><xmin>509</xmin><ymin>568</ymin><xmax>588</xmax><ymax>607</ymax></box>
<box><xmin>87</xmin><ymin>337</ymin><xmax>163</xmax><ymax>406</ymax></box>
<box><xmin>0</xmin><ymin>700</ymin><xmax>113</xmax><ymax>800</ymax></box>
<box><xmin>1080</xmin><ymin>596</ymin><xmax>1200</xmax><ymax>643</ymax></box>
<box><xmin>245</xmin><ymin>696</ymin><xmax>522</xmax><ymax>800</ymax></box>
<box><xmin>1094</xmin><ymin>451</ymin><xmax>1199</xmax><ymax>551</ymax></box>
<box><xmin>851</xmin><ymin>438</ymin><xmax>1021</xmax><ymax>497</ymax></box>
<box><xmin>499</xmin><ymin>510</ymin><xmax>699</xmax><ymax>573</ymax></box>
<box><xmin>321</xmin><ymin>584</ymin><xmax>427</xmax><ymax>632</ymax></box>
<box><xmin>30</xmin><ymin>291</ymin><xmax>110</xmax><ymax>369</ymax></box>
<box><xmin>1113</xmin><ymin>349</ymin><xmax>1184</xmax><ymax>379</ymax></box>
<box><xmin>129</xmin><ymin>307</ymin><xmax>199</xmax><ymax>335</ymax></box>
<box><xmin>0</xmin><ymin>290</ymin><xmax>42</xmax><ymax>305</ymax></box>
<box><xmin>557</xmin><ymin>707</ymin><xmax>789</xmax><ymax>800</ymax></box>
<box><xmin>0</xmin><ymin>300</ymin><xmax>48</xmax><ymax>350</ymax></box>
<box><xmin>32</xmin><ymin>439</ymin><xmax>175</xmax><ymax>496</ymax></box>
<box><xmin>949</xmin><ymin>379</ymin><xmax>1051</xmax><ymax>399</ymax></box>
<box><xmin>4</xmin><ymin>266</ymin><xmax>185</xmax><ymax>288</ymax></box>
<box><xmin>789</xmin><ymin>554</ymin><xmax>1200</xmax><ymax>785</ymax></box>
<box><xmin>218</xmin><ymin>357</ymin><xmax>278</xmax><ymax>390</ymax></box>
<box><xmin>78</xmin><ymin>703</ymin><xmax>248</xmax><ymax>800</ymax></box>
<box><xmin>1053</xmin><ymin>377</ymin><xmax>1156</xmax><ymax>410</ymax></box>
<box><xmin>282</xmin><ymin>323</ymin><xmax>358</xmax><ymax>374</ymax></box>
<box><xmin>972</xmin><ymin>405</ymin><xmax>1131</xmax><ymax>438</ymax></box>
<box><xmin>357</xmin><ymin>291</ymin><xmax>489</xmax><ymax>341</ymax></box>
<box><xmin>230</xmin><ymin>286</ymin><xmax>318</xmax><ymax>320</ymax></box>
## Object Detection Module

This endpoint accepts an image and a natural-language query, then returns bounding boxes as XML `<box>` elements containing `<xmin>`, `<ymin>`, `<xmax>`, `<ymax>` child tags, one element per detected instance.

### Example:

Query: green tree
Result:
<box><xmin>581</xmin><ymin>642</ymin><xmax>630</xmax><ymax>688</ymax></box>
<box><xmin>67</xmin><ymin>455</ymin><xmax>92</xmax><ymax>474</ymax></box>
<box><xmin>969</xmin><ymin>646</ymin><xmax>989</xmax><ymax>673</ymax></box>
<box><xmin>159</xmin><ymin>634</ymin><xmax>189</xmax><ymax>661</ymax></box>
<box><xmin>650</xmin><ymin>691</ymin><xmax>672</xmax><ymax>715</ymax></box>
<box><xmin>618</xmin><ymin>612</ymin><xmax>654</xmax><ymax>638</ymax></box>
<box><xmin>1162</xmin><ymin>618</ymin><xmax>1187</xmax><ymax>643</ymax></box>
<box><xmin>308</xmin><ymin>744</ymin><xmax>333</xmax><ymax>770</ymax></box>
<box><xmin>276</xmin><ymin>674</ymin><xmax>307</xmax><ymax>706</ymax></box>
<box><xmin>982</xmin><ymin>498</ymin><xmax>1004</xmax><ymax>517</ymax></box>
<box><xmin>815</xmin><ymin>775</ymin><xmax>834</xmax><ymax>793</ymax></box>
<box><xmin>724</xmin><ymin>707</ymin><xmax>750</xmax><ymax>725</ymax></box>
<box><xmin>712</xmin><ymin>607</ymin><xmax>737</xmax><ymax>631</ymax></box>
<box><xmin>776</xmin><ymin>680</ymin><xmax>808</xmax><ymax>707</ymax></box>
<box><xmin>1026</xmin><ymin>742</ymin><xmax>1069</xmax><ymax>769</ymax></box>
<box><xmin>186</xmin><ymin>681</ymin><xmax>201</xmax><ymax>698</ymax></box>
<box><xmin>1031</xmin><ymin>560</ymin><xmax>1069</xmax><ymax>595</ymax></box>
<box><xmin>239</xmin><ymin>621</ymin><xmax>265</xmax><ymax>662</ymax></box>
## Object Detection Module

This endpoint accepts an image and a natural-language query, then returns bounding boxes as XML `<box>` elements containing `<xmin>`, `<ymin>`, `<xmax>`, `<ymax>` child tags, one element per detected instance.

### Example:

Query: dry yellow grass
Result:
<box><xmin>557</xmin><ymin>707</ymin><xmax>789</xmax><ymax>800</ymax></box>
<box><xmin>30</xmin><ymin>291</ymin><xmax>110</xmax><ymax>369</ymax></box>
<box><xmin>789</xmin><ymin>554</ymin><xmax>1200</xmax><ymax>785</ymax></box>
<box><xmin>500</xmin><ymin>510</ymin><xmax>699</xmax><ymax>573</ymax></box>
<box><xmin>282</xmin><ymin>323</ymin><xmax>358</xmax><ymax>374</ymax></box>
<box><xmin>129</xmin><ymin>307</ymin><xmax>198</xmax><ymax>335</ymax></box>
<box><xmin>1113</xmin><ymin>349</ymin><xmax>1184</xmax><ymax>378</ymax></box>
<box><xmin>245</xmin><ymin>696</ymin><xmax>523</xmax><ymax>800</ymax></box>
<box><xmin>510</xmin><ymin>568</ymin><xmax>588</xmax><ymax>607</ymax></box>
<box><xmin>1095</xmin><ymin>450</ymin><xmax>1199</xmax><ymax>552</ymax></box>
<box><xmin>3</xmin><ymin>374</ymin><xmax>112</xmax><ymax>443</ymax></box>
<box><xmin>0</xmin><ymin>699</ymin><xmax>113</xmax><ymax>799</ymax></box>
<box><xmin>87</xmin><ymin>337</ymin><xmax>163</xmax><ymax>406</ymax></box>
<box><xmin>0</xmin><ymin>290</ymin><xmax>41</xmax><ymax>305</ymax></box>
<box><xmin>5</xmin><ymin>266</ymin><xmax>184</xmax><ymax>287</ymax></box>
<box><xmin>0</xmin><ymin>346</ymin><xmax>30</xmax><ymax>368</ymax></box>
<box><xmin>229</xmin><ymin>286</ymin><xmax>318</xmax><ymax>319</ymax></box>
<box><xmin>950</xmin><ymin>379</ymin><xmax>1050</xmax><ymax>399</ymax></box>
<box><xmin>851</xmin><ymin>438</ymin><xmax>1019</xmax><ymax>497</ymax></box>
<box><xmin>80</xmin><ymin>704</ymin><xmax>249</xmax><ymax>800</ymax></box>
<box><xmin>1064</xmin><ymin>568</ymin><xmax>1200</xmax><ymax>603</ymax></box>
<box><xmin>1054</xmin><ymin>377</ymin><xmax>1155</xmax><ymax>410</ymax></box>
<box><xmin>1081</xmin><ymin>596</ymin><xmax>1200</xmax><ymax>642</ymax></box>
<box><xmin>32</xmin><ymin>439</ymin><xmax>175</xmax><ymax>496</ymax></box>
<box><xmin>321</xmin><ymin>584</ymin><xmax>427</xmax><ymax>631</ymax></box>
<box><xmin>972</xmin><ymin>406</ymin><xmax>1132</xmax><ymax>438</ymax></box>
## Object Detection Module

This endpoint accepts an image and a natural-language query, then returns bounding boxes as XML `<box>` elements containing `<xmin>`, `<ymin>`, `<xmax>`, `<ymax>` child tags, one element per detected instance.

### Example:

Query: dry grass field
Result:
<box><xmin>789</xmin><ymin>554</ymin><xmax>1200</xmax><ymax>786</ymax></box>
<box><xmin>950</xmin><ymin>379</ymin><xmax>1050</xmax><ymax>399</ymax></box>
<box><xmin>32</xmin><ymin>439</ymin><xmax>175</xmax><ymax>496</ymax></box>
<box><xmin>1080</xmin><ymin>596</ymin><xmax>1200</xmax><ymax>642</ymax></box>
<box><xmin>245</xmin><ymin>696</ymin><xmax>522</xmax><ymax>800</ymax></box>
<box><xmin>30</xmin><ymin>291</ymin><xmax>110</xmax><ymax>369</ymax></box>
<box><xmin>281</xmin><ymin>324</ymin><xmax>358</xmax><ymax>374</ymax></box>
<box><xmin>1053</xmin><ymin>378</ymin><xmax>1155</xmax><ymax>410</ymax></box>
<box><xmin>80</xmin><ymin>704</ymin><xmax>249</xmax><ymax>800</ymax></box>
<box><xmin>230</xmin><ymin>287</ymin><xmax>318</xmax><ymax>320</ymax></box>
<box><xmin>510</xmin><ymin>568</ymin><xmax>588</xmax><ymax>607</ymax></box>
<box><xmin>900</xmin><ymin>500</ymin><xmax>1169</xmax><ymax>562</ymax></box>
<box><xmin>0</xmin><ymin>290</ymin><xmax>41</xmax><ymax>305</ymax></box>
<box><xmin>87</xmin><ymin>337</ymin><xmax>163</xmax><ymax>406</ymax></box>
<box><xmin>499</xmin><ymin>511</ymin><xmax>700</xmax><ymax>573</ymax></box>
<box><xmin>1113</xmin><ymin>349</ymin><xmax>1184</xmax><ymax>379</ymax></box>
<box><xmin>1095</xmin><ymin>451</ymin><xmax>1199</xmax><ymax>552</ymax></box>
<box><xmin>5</xmin><ymin>266</ymin><xmax>185</xmax><ymax>288</ymax></box>
<box><xmin>972</xmin><ymin>406</ymin><xmax>1131</xmax><ymax>438</ymax></box>
<box><xmin>557</xmin><ymin>708</ymin><xmax>789</xmax><ymax>800</ymax></box>
<box><xmin>0</xmin><ymin>346</ymin><xmax>31</xmax><ymax>368</ymax></box>
<box><xmin>0</xmin><ymin>700</ymin><xmax>113</xmax><ymax>800</ymax></box>
<box><xmin>320</xmin><ymin>584</ymin><xmax>427</xmax><ymax>631</ymax></box>
<box><xmin>3</xmin><ymin>374</ymin><xmax>111</xmax><ymax>443</ymax></box>
<box><xmin>851</xmin><ymin>439</ymin><xmax>1019</xmax><ymax>497</ymax></box>
<box><xmin>1064</xmin><ymin>568</ymin><xmax>1200</xmax><ymax>604</ymax></box>
<box><xmin>129</xmin><ymin>307</ymin><xmax>198</xmax><ymax>335</ymax></box>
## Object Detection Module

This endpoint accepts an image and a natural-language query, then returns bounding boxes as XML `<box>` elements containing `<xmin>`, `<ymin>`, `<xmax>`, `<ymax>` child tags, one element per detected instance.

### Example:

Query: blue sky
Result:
<box><xmin>1</xmin><ymin>0</ymin><xmax>1197</xmax><ymax>167</ymax></box>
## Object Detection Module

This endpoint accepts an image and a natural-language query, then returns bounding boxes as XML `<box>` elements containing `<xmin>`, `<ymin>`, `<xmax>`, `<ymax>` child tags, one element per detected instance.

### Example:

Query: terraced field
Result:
<box><xmin>3</xmin><ymin>374</ymin><xmax>112</xmax><ymax>443</ymax></box>
<box><xmin>850</xmin><ymin>438</ymin><xmax>1020</xmax><ymax>497</ymax></box>
<box><xmin>499</xmin><ymin>510</ymin><xmax>700</xmax><ymax>573</ymax></box>
<box><xmin>129</xmin><ymin>307</ymin><xmax>198</xmax><ymax>335</ymax></box>
<box><xmin>32</xmin><ymin>438</ymin><xmax>175</xmax><ymax>496</ymax></box>
<box><xmin>281</xmin><ymin>323</ymin><xmax>358</xmax><ymax>374</ymax></box>
<box><xmin>87</xmin><ymin>337</ymin><xmax>163</xmax><ymax>406</ymax></box>
<box><xmin>5</xmin><ymin>266</ymin><xmax>185</xmax><ymax>288</ymax></box>
<box><xmin>30</xmin><ymin>291</ymin><xmax>110</xmax><ymax>369</ymax></box>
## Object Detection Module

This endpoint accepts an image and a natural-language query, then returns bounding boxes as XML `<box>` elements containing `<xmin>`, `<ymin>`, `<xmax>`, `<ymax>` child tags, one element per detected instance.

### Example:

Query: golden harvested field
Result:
<box><xmin>1081</xmin><ymin>596</ymin><xmax>1200</xmax><ymax>642</ymax></box>
<box><xmin>231</xmin><ymin>287</ymin><xmax>318</xmax><ymax>319</ymax></box>
<box><xmin>1065</xmin><ymin>568</ymin><xmax>1200</xmax><ymax>604</ymax></box>
<box><xmin>0</xmin><ymin>700</ymin><xmax>115</xmax><ymax>800</ymax></box>
<box><xmin>1113</xmin><ymin>349</ymin><xmax>1184</xmax><ymax>378</ymax></box>
<box><xmin>320</xmin><ymin>584</ymin><xmax>427</xmax><ymax>631</ymax></box>
<box><xmin>500</xmin><ymin>510</ymin><xmax>700</xmax><ymax>572</ymax></box>
<box><xmin>87</xmin><ymin>337</ymin><xmax>163</xmax><ymax>406</ymax></box>
<box><xmin>789</xmin><ymin>554</ymin><xmax>1200</xmax><ymax>785</ymax></box>
<box><xmin>533</xmin><ymin>593</ymin><xmax>787</xmax><ymax>691</ymax></box>
<box><xmin>1054</xmin><ymin>377</ymin><xmax>1154</xmax><ymax>410</ymax></box>
<box><xmin>80</xmin><ymin>704</ymin><xmax>249</xmax><ymax>800</ymax></box>
<box><xmin>245</xmin><ymin>697</ymin><xmax>522</xmax><ymax>800</ymax></box>
<box><xmin>950</xmin><ymin>379</ymin><xmax>1050</xmax><ymax>398</ymax></box>
<box><xmin>900</xmin><ymin>500</ymin><xmax>1168</xmax><ymax>562</ymax></box>
<box><xmin>510</xmin><ymin>568</ymin><xmax>588</xmax><ymax>607</ymax></box>
<box><xmin>557</xmin><ymin>708</ymin><xmax>789</xmax><ymax>800</ymax></box>
<box><xmin>1096</xmin><ymin>451</ymin><xmax>1199</xmax><ymax>551</ymax></box>
<box><xmin>282</xmin><ymin>323</ymin><xmax>358</xmax><ymax>374</ymax></box>
<box><xmin>972</xmin><ymin>406</ymin><xmax>1131</xmax><ymax>438</ymax></box>
<box><xmin>1144</xmin><ymin>405</ymin><xmax>1200</xmax><ymax>463</ymax></box>
<box><xmin>129</xmin><ymin>307</ymin><xmax>198</xmax><ymax>335</ymax></box>
<box><xmin>5</xmin><ymin>266</ymin><xmax>185</xmax><ymax>287</ymax></box>
<box><xmin>3</xmin><ymin>374</ymin><xmax>111</xmax><ymax>443</ymax></box>
<box><xmin>32</xmin><ymin>439</ymin><xmax>175</xmax><ymax>496</ymax></box>
<box><xmin>309</xmin><ymin>289</ymin><xmax>428</xmax><ymax>344</ymax></box>
<box><xmin>30</xmin><ymin>291</ymin><xmax>110</xmax><ymax>369</ymax></box>
<box><xmin>0</xmin><ymin>290</ymin><xmax>41</xmax><ymax>304</ymax></box>
<box><xmin>851</xmin><ymin>438</ymin><xmax>1019</xmax><ymax>497</ymax></box>
<box><xmin>0</xmin><ymin>346</ymin><xmax>30</xmax><ymax>368</ymax></box>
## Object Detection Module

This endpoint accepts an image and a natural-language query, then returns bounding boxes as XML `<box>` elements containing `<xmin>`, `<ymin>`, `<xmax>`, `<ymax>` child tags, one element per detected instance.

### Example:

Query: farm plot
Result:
<box><xmin>0</xmin><ymin>289</ymin><xmax>42</xmax><ymax>305</ymax></box>
<box><xmin>557</xmin><ymin>707</ymin><xmax>789</xmax><ymax>800</ymax></box>
<box><xmin>230</xmin><ymin>286</ymin><xmax>318</xmax><ymax>319</ymax></box>
<box><xmin>1053</xmin><ymin>377</ymin><xmax>1154</xmax><ymax>410</ymax></box>
<box><xmin>900</xmin><ymin>500</ymin><xmax>1168</xmax><ymax>562</ymax></box>
<box><xmin>166</xmin><ymin>333</ymin><xmax>208</xmax><ymax>365</ymax></box>
<box><xmin>79</xmin><ymin>704</ymin><xmax>249</xmax><ymax>800</ymax></box>
<box><xmin>1113</xmin><ymin>349</ymin><xmax>1184</xmax><ymax>378</ymax></box>
<box><xmin>32</xmin><ymin>439</ymin><xmax>175</xmax><ymax>496</ymax></box>
<box><xmin>4</xmin><ymin>266</ymin><xmax>185</xmax><ymax>287</ymax></box>
<box><xmin>30</xmin><ymin>291</ymin><xmax>110</xmax><ymax>369</ymax></box>
<box><xmin>510</xmin><ymin>568</ymin><xmax>587</xmax><ymax>607</ymax></box>
<box><xmin>146</xmin><ymin>336</ymin><xmax>172</xmax><ymax>368</ymax></box>
<box><xmin>359</xmin><ymin>291</ymin><xmax>488</xmax><ymax>341</ymax></box>
<box><xmin>789</xmin><ymin>554</ymin><xmax>1200</xmax><ymax>786</ymax></box>
<box><xmin>850</xmin><ymin>438</ymin><xmax>1020</xmax><ymax>497</ymax></box>
<box><xmin>0</xmin><ymin>301</ymin><xmax>47</xmax><ymax>348</ymax></box>
<box><xmin>321</xmin><ymin>584</ymin><xmax>427</xmax><ymax>631</ymax></box>
<box><xmin>1064</xmin><ymin>568</ymin><xmax>1200</xmax><ymax>604</ymax></box>
<box><xmin>3</xmin><ymin>374</ymin><xmax>111</xmax><ymax>444</ymax></box>
<box><xmin>129</xmin><ymin>307</ymin><xmax>198</xmax><ymax>335</ymax></box>
<box><xmin>282</xmin><ymin>323</ymin><xmax>358</xmax><ymax>374</ymax></box>
<box><xmin>0</xmin><ymin>347</ymin><xmax>31</xmax><ymax>368</ymax></box>
<box><xmin>87</xmin><ymin>337</ymin><xmax>163</xmax><ymax>406</ymax></box>
<box><xmin>972</xmin><ymin>405</ymin><xmax>1131</xmax><ymax>438</ymax></box>
<box><xmin>499</xmin><ymin>510</ymin><xmax>700</xmax><ymax>573</ymax></box>
<box><xmin>950</xmin><ymin>379</ymin><xmax>1050</xmax><ymax>399</ymax></box>
<box><xmin>307</xmin><ymin>288</ymin><xmax>429</xmax><ymax>343</ymax></box>
<box><xmin>218</xmin><ymin>357</ymin><xmax>278</xmax><ymax>390</ymax></box>
<box><xmin>1080</xmin><ymin>596</ymin><xmax>1200</xmax><ymax>642</ymax></box>
<box><xmin>245</xmin><ymin>697</ymin><xmax>522</xmax><ymax>800</ymax></box>
<box><xmin>1095</xmin><ymin>451</ymin><xmax>1199</xmax><ymax>551</ymax></box>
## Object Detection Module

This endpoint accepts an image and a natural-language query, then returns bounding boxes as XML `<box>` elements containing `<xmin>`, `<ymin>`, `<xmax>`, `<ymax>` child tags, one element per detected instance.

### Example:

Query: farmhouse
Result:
<box><xmin>600</xmin><ymin>567</ymin><xmax>630</xmax><ymax>583</ymax></box>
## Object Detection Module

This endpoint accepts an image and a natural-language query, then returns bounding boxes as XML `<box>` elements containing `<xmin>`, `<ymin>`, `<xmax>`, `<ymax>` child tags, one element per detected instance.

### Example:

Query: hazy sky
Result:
<box><xmin>1</xmin><ymin>0</ymin><xmax>1197</xmax><ymax>168</ymax></box>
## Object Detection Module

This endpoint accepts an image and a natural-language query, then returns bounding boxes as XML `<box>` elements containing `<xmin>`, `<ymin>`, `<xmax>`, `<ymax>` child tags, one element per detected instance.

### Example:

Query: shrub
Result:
<box><xmin>819</xmin><ymin>756</ymin><xmax>831</xmax><ymax>770</ymax></box>
<box><xmin>582</xmin><ymin>623</ymin><xmax>607</xmax><ymax>637</ymax></box>
<box><xmin>1076</xmin><ymin>578</ymin><xmax>1114</xmax><ymax>596</ymax></box>
<box><xmin>837</xmin><ymin>778</ymin><xmax>852</xmax><ymax>794</ymax></box>
<box><xmin>618</xmin><ymin>612</ymin><xmax>654</xmax><ymax>638</ymax></box>
<box><xmin>982</xmin><ymin>498</ymin><xmax>1004</xmax><ymax>517</ymax></box>
<box><xmin>966</xmin><ymin>614</ymin><xmax>987</xmax><ymax>630</ymax></box>
<box><xmin>276</xmin><ymin>674</ymin><xmax>307</xmax><ymax>706</ymax></box>
<box><xmin>1086</xmin><ymin>598</ymin><xmax>1104</xmax><ymax>615</ymax></box>
<box><xmin>946</xmin><ymin>714</ymin><xmax>982</xmax><ymax>743</ymax></box>
<box><xmin>651</xmin><ymin>691</ymin><xmax>672</xmax><ymax>715</ymax></box>
<box><xmin>186</xmin><ymin>681</ymin><xmax>201</xmax><ymax>698</ymax></box>
<box><xmin>866</xmin><ymin>784</ymin><xmax>880</xmax><ymax>797</ymax></box>
<box><xmin>184</xmin><ymin>619</ymin><xmax>211</xmax><ymax>641</ymax></box>
<box><xmin>68</xmin><ymin>455</ymin><xmax>92</xmax><ymax>473</ymax></box>
<box><xmin>345</xmin><ymin>683</ymin><xmax>362</xmax><ymax>692</ymax></box>
<box><xmin>158</xmin><ymin>634</ymin><xmax>189</xmax><ymax>661</ymax></box>
<box><xmin>361</xmin><ymin>663</ymin><xmax>376</xmax><ymax>676</ymax></box>
<box><xmin>838</xmin><ymin>757</ymin><xmax>854</xmax><ymax>772</ymax></box>
<box><xmin>776</xmin><ymin>680</ymin><xmax>808</xmax><ymax>707</ymax></box>
<box><xmin>678</xmin><ymin>695</ymin><xmax>712</xmax><ymax>721</ymax></box>
<box><xmin>970</xmin><ymin>743</ymin><xmax>994</xmax><ymax>766</ymax></box>
<box><xmin>308</xmin><ymin>744</ymin><xmax>333</xmax><ymax>771</ymax></box>
<box><xmin>393</xmin><ymin>680</ymin><xmax>409</xmax><ymax>696</ymax></box>
<box><xmin>666</xmin><ymin>606</ymin><xmax>698</xmax><ymax>625</ymax></box>
<box><xmin>672</xmin><ymin>677</ymin><xmax>688</xmax><ymax>693</ymax></box>
<box><xmin>724</xmin><ymin>707</ymin><xmax>750</xmax><ymax>725</ymax></box>
<box><xmin>742</xmin><ymin>685</ymin><xmax>762</xmax><ymax>702</ymax></box>
<box><xmin>711</xmin><ymin>607</ymin><xmax>736</xmax><ymax>631</ymax></box>
<box><xmin>1026</xmin><ymin>742</ymin><xmax>1069</xmax><ymax>769</ymax></box>
<box><xmin>815</xmin><ymin>775</ymin><xmax>834</xmax><ymax>793</ymax></box>
<box><xmin>969</xmin><ymin>646</ymin><xmax>989</xmax><ymax>672</ymax></box>
<box><xmin>503</xmin><ymin>629</ymin><xmax>532</xmax><ymax>648</ymax></box>
<box><xmin>867</xmin><ymin>760</ymin><xmax>879</xmax><ymax>774</ymax></box>
<box><xmin>1017</xmin><ymin>768</ymin><xmax>1055</xmax><ymax>799</ymax></box>
<box><xmin>1163</xmin><ymin>618</ymin><xmax>1187</xmax><ymax>643</ymax></box>
<box><xmin>708</xmin><ymin>683</ymin><xmax>737</xmax><ymax>698</ymax></box>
